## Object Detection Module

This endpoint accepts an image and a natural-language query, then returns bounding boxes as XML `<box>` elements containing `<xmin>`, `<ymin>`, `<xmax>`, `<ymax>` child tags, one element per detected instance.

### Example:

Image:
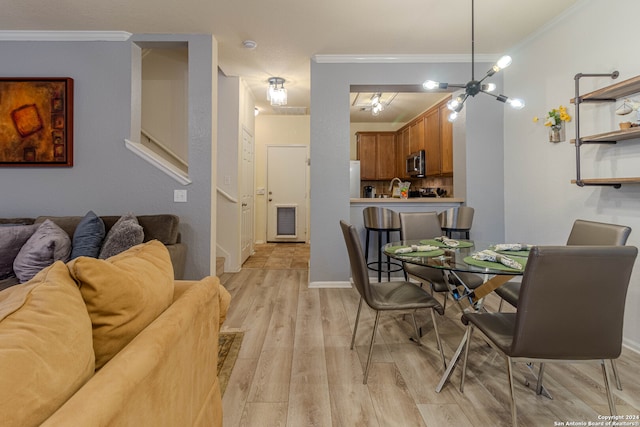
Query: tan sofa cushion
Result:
<box><xmin>0</xmin><ymin>262</ymin><xmax>95</xmax><ymax>427</ymax></box>
<box><xmin>67</xmin><ymin>240</ymin><xmax>175</xmax><ymax>369</ymax></box>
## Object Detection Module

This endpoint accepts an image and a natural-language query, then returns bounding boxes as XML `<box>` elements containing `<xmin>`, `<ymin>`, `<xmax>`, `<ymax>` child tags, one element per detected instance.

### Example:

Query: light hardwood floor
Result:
<box><xmin>219</xmin><ymin>263</ymin><xmax>640</xmax><ymax>427</ymax></box>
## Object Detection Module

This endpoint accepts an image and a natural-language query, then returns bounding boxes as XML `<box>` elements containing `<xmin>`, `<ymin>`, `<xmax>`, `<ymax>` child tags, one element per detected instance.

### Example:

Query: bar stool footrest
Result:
<box><xmin>367</xmin><ymin>261</ymin><xmax>404</xmax><ymax>273</ymax></box>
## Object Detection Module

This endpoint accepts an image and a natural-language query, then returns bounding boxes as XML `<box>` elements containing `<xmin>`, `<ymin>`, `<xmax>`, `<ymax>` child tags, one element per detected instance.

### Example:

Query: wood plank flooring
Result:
<box><xmin>219</xmin><ymin>248</ymin><xmax>640</xmax><ymax>427</ymax></box>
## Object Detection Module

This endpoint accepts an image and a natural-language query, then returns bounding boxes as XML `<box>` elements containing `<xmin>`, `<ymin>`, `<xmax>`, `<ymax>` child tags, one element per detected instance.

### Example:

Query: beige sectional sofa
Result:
<box><xmin>0</xmin><ymin>213</ymin><xmax>188</xmax><ymax>292</ymax></box>
<box><xmin>0</xmin><ymin>240</ymin><xmax>231</xmax><ymax>427</ymax></box>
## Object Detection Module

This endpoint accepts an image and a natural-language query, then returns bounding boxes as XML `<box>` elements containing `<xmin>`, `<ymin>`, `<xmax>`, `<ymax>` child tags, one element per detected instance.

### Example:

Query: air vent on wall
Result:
<box><xmin>271</xmin><ymin>106</ymin><xmax>308</xmax><ymax>115</ymax></box>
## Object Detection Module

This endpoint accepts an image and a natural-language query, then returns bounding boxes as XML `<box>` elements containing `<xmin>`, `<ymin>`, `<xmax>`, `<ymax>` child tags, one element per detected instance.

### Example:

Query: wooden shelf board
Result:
<box><xmin>570</xmin><ymin>75</ymin><xmax>640</xmax><ymax>103</ymax></box>
<box><xmin>570</xmin><ymin>127</ymin><xmax>640</xmax><ymax>143</ymax></box>
<box><xmin>571</xmin><ymin>177</ymin><xmax>640</xmax><ymax>186</ymax></box>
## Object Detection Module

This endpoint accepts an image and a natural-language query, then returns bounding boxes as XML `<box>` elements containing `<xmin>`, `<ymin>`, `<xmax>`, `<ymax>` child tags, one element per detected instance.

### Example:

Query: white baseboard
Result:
<box><xmin>309</xmin><ymin>281</ymin><xmax>352</xmax><ymax>288</ymax></box>
<box><xmin>623</xmin><ymin>338</ymin><xmax>640</xmax><ymax>355</ymax></box>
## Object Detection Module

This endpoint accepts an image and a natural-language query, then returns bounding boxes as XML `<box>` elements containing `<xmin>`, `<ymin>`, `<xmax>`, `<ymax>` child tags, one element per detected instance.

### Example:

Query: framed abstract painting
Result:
<box><xmin>0</xmin><ymin>77</ymin><xmax>74</xmax><ymax>167</ymax></box>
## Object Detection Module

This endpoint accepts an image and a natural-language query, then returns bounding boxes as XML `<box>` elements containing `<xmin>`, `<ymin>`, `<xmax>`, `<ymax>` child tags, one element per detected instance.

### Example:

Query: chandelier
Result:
<box><xmin>422</xmin><ymin>0</ymin><xmax>524</xmax><ymax>121</ymax></box>
<box><xmin>267</xmin><ymin>77</ymin><xmax>287</xmax><ymax>106</ymax></box>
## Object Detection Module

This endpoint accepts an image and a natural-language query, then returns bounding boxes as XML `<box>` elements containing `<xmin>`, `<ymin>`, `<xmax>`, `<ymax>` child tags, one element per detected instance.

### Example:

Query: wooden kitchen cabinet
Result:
<box><xmin>396</xmin><ymin>127</ymin><xmax>410</xmax><ymax>178</ymax></box>
<box><xmin>424</xmin><ymin>107</ymin><xmax>441</xmax><ymax>176</ymax></box>
<box><xmin>356</xmin><ymin>131</ymin><xmax>396</xmax><ymax>180</ymax></box>
<box><xmin>409</xmin><ymin>119</ymin><xmax>424</xmax><ymax>154</ymax></box>
<box><xmin>439</xmin><ymin>101</ymin><xmax>453</xmax><ymax>174</ymax></box>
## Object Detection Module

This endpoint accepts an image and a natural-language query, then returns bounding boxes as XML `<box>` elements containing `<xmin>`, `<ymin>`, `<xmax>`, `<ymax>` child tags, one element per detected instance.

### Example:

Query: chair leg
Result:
<box><xmin>410</xmin><ymin>312</ymin><xmax>422</xmax><ymax>347</ymax></box>
<box><xmin>602</xmin><ymin>359</ymin><xmax>617</xmax><ymax>416</ymax></box>
<box><xmin>430</xmin><ymin>308</ymin><xmax>446</xmax><ymax>370</ymax></box>
<box><xmin>506</xmin><ymin>356</ymin><xmax>518</xmax><ymax>427</ymax></box>
<box><xmin>442</xmin><ymin>292</ymin><xmax>448</xmax><ymax>312</ymax></box>
<box><xmin>498</xmin><ymin>297</ymin><xmax>504</xmax><ymax>312</ymax></box>
<box><xmin>536</xmin><ymin>363</ymin><xmax>545</xmax><ymax>395</ymax></box>
<box><xmin>363</xmin><ymin>311</ymin><xmax>381</xmax><ymax>385</ymax></box>
<box><xmin>350</xmin><ymin>297</ymin><xmax>363</xmax><ymax>350</ymax></box>
<box><xmin>610</xmin><ymin>359</ymin><xmax>623</xmax><ymax>390</ymax></box>
<box><xmin>460</xmin><ymin>325</ymin><xmax>473</xmax><ymax>392</ymax></box>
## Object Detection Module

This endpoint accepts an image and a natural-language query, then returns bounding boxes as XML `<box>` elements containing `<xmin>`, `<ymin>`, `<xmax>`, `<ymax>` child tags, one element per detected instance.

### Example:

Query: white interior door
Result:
<box><xmin>241</xmin><ymin>128</ymin><xmax>254</xmax><ymax>262</ymax></box>
<box><xmin>267</xmin><ymin>145</ymin><xmax>308</xmax><ymax>242</ymax></box>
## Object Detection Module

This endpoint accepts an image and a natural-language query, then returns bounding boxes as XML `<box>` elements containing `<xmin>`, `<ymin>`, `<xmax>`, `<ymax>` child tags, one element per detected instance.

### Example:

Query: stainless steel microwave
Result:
<box><xmin>406</xmin><ymin>150</ymin><xmax>425</xmax><ymax>178</ymax></box>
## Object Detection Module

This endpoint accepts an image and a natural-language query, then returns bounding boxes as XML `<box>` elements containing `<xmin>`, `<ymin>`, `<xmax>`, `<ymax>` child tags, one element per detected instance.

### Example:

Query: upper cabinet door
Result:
<box><xmin>439</xmin><ymin>102</ymin><xmax>453</xmax><ymax>175</ymax></box>
<box><xmin>424</xmin><ymin>108</ymin><xmax>441</xmax><ymax>176</ymax></box>
<box><xmin>376</xmin><ymin>133</ymin><xmax>396</xmax><ymax>180</ymax></box>
<box><xmin>357</xmin><ymin>133</ymin><xmax>377</xmax><ymax>180</ymax></box>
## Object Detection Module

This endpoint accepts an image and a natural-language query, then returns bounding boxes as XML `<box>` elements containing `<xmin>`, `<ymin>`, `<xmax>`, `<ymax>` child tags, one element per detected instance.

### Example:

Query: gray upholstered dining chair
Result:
<box><xmin>460</xmin><ymin>245</ymin><xmax>637</xmax><ymax>427</ymax></box>
<box><xmin>399</xmin><ymin>211</ymin><xmax>483</xmax><ymax>312</ymax></box>
<box><xmin>496</xmin><ymin>219</ymin><xmax>632</xmax><ymax>310</ymax></box>
<box><xmin>494</xmin><ymin>219</ymin><xmax>632</xmax><ymax>390</ymax></box>
<box><xmin>339</xmin><ymin>220</ymin><xmax>446</xmax><ymax>384</ymax></box>
<box><xmin>399</xmin><ymin>212</ymin><xmax>483</xmax><ymax>309</ymax></box>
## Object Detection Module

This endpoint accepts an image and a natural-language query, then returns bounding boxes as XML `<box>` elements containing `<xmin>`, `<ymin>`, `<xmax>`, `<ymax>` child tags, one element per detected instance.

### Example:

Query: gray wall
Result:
<box><xmin>309</xmin><ymin>60</ymin><xmax>506</xmax><ymax>284</ymax></box>
<box><xmin>0</xmin><ymin>34</ymin><xmax>216</xmax><ymax>280</ymax></box>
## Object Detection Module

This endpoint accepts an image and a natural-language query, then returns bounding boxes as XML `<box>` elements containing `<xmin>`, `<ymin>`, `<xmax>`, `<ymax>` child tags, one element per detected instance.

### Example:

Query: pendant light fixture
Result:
<box><xmin>422</xmin><ymin>0</ymin><xmax>524</xmax><ymax>121</ymax></box>
<box><xmin>267</xmin><ymin>77</ymin><xmax>287</xmax><ymax>106</ymax></box>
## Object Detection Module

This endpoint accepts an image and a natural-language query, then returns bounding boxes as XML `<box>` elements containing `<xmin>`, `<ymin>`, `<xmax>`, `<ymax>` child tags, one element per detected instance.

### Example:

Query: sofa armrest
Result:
<box><xmin>166</xmin><ymin>243</ymin><xmax>187</xmax><ymax>280</ymax></box>
<box><xmin>41</xmin><ymin>276</ymin><xmax>229</xmax><ymax>427</ymax></box>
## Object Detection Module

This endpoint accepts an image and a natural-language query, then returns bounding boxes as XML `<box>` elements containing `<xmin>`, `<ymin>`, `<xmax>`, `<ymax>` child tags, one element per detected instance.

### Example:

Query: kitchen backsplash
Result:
<box><xmin>361</xmin><ymin>176</ymin><xmax>453</xmax><ymax>198</ymax></box>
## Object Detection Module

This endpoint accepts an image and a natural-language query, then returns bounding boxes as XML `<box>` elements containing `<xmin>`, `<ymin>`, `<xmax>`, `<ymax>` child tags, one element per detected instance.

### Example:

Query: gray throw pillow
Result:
<box><xmin>0</xmin><ymin>224</ymin><xmax>38</xmax><ymax>280</ymax></box>
<box><xmin>70</xmin><ymin>211</ymin><xmax>106</xmax><ymax>260</ymax></box>
<box><xmin>13</xmin><ymin>219</ymin><xmax>72</xmax><ymax>283</ymax></box>
<box><xmin>99</xmin><ymin>213</ymin><xmax>144</xmax><ymax>259</ymax></box>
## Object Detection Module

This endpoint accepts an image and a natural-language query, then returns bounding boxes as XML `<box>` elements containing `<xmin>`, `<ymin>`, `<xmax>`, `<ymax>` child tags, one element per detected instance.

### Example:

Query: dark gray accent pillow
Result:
<box><xmin>99</xmin><ymin>213</ymin><xmax>144</xmax><ymax>259</ymax></box>
<box><xmin>0</xmin><ymin>224</ymin><xmax>38</xmax><ymax>280</ymax></box>
<box><xmin>13</xmin><ymin>220</ymin><xmax>72</xmax><ymax>283</ymax></box>
<box><xmin>70</xmin><ymin>211</ymin><xmax>106</xmax><ymax>260</ymax></box>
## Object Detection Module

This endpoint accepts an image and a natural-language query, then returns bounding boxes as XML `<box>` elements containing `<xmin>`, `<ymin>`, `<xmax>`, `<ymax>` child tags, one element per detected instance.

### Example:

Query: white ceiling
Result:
<box><xmin>1</xmin><ymin>0</ymin><xmax>579</xmax><ymax>123</ymax></box>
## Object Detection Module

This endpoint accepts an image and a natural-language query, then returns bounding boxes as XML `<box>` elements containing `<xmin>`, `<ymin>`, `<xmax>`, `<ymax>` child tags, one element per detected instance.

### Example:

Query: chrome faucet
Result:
<box><xmin>388</xmin><ymin>177</ymin><xmax>402</xmax><ymax>192</ymax></box>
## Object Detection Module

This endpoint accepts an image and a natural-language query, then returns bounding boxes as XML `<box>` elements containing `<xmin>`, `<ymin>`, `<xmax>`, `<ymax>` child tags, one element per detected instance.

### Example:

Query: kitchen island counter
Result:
<box><xmin>350</xmin><ymin>197</ymin><xmax>464</xmax><ymax>204</ymax></box>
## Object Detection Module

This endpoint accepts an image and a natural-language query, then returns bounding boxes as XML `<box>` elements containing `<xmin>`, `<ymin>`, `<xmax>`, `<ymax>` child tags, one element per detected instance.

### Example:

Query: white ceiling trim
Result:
<box><xmin>313</xmin><ymin>53</ymin><xmax>501</xmax><ymax>64</ymax></box>
<box><xmin>0</xmin><ymin>31</ymin><xmax>132</xmax><ymax>41</ymax></box>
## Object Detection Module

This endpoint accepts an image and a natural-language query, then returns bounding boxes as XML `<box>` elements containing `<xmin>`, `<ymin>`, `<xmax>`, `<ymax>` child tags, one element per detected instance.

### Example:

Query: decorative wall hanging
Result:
<box><xmin>533</xmin><ymin>105</ymin><xmax>571</xmax><ymax>143</ymax></box>
<box><xmin>0</xmin><ymin>78</ymin><xmax>74</xmax><ymax>167</ymax></box>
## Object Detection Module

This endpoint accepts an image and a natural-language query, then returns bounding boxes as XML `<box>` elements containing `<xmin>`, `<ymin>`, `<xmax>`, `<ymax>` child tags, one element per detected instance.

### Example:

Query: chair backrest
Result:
<box><xmin>363</xmin><ymin>207</ymin><xmax>400</xmax><ymax>230</ymax></box>
<box><xmin>438</xmin><ymin>206</ymin><xmax>474</xmax><ymax>231</ymax></box>
<box><xmin>566</xmin><ymin>219</ymin><xmax>631</xmax><ymax>246</ymax></box>
<box><xmin>511</xmin><ymin>245</ymin><xmax>637</xmax><ymax>360</ymax></box>
<box><xmin>399</xmin><ymin>211</ymin><xmax>442</xmax><ymax>240</ymax></box>
<box><xmin>340</xmin><ymin>220</ymin><xmax>373</xmax><ymax>305</ymax></box>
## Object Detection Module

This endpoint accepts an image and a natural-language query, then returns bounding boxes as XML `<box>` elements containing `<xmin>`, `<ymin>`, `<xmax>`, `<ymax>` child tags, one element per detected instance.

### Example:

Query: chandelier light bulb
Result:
<box><xmin>483</xmin><ymin>83</ymin><xmax>496</xmax><ymax>92</ymax></box>
<box><xmin>448</xmin><ymin>111</ymin><xmax>458</xmax><ymax>122</ymax></box>
<box><xmin>507</xmin><ymin>98</ymin><xmax>525</xmax><ymax>109</ymax></box>
<box><xmin>447</xmin><ymin>98</ymin><xmax>460</xmax><ymax>111</ymax></box>
<box><xmin>423</xmin><ymin>80</ymin><xmax>439</xmax><ymax>90</ymax></box>
<box><xmin>495</xmin><ymin>55</ymin><xmax>512</xmax><ymax>71</ymax></box>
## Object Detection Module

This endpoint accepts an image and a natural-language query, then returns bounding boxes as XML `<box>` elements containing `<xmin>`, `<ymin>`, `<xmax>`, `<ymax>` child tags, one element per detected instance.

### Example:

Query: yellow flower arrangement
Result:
<box><xmin>533</xmin><ymin>105</ymin><xmax>572</xmax><ymax>130</ymax></box>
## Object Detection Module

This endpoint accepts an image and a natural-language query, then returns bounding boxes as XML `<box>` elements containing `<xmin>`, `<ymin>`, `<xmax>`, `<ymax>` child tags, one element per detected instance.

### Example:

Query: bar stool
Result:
<box><xmin>438</xmin><ymin>206</ymin><xmax>474</xmax><ymax>239</ymax></box>
<box><xmin>363</xmin><ymin>207</ymin><xmax>403</xmax><ymax>281</ymax></box>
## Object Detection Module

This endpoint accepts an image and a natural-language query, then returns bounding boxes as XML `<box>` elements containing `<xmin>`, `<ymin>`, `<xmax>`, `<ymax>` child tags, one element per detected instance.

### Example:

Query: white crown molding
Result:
<box><xmin>0</xmin><ymin>31</ymin><xmax>131</xmax><ymax>42</ymax></box>
<box><xmin>313</xmin><ymin>53</ymin><xmax>500</xmax><ymax>64</ymax></box>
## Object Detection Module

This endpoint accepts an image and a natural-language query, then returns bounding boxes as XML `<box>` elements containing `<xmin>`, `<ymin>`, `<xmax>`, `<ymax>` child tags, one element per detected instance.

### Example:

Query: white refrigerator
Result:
<box><xmin>349</xmin><ymin>161</ymin><xmax>360</xmax><ymax>198</ymax></box>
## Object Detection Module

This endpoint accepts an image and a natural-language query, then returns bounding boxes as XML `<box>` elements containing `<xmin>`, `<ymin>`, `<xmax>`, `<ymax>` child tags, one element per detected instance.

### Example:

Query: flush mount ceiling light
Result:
<box><xmin>267</xmin><ymin>77</ymin><xmax>287</xmax><ymax>106</ymax></box>
<box><xmin>351</xmin><ymin>92</ymin><xmax>398</xmax><ymax>116</ymax></box>
<box><xmin>422</xmin><ymin>0</ymin><xmax>525</xmax><ymax>122</ymax></box>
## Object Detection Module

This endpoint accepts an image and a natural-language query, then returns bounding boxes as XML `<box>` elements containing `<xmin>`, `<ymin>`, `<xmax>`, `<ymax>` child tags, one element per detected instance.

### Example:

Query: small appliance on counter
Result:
<box><xmin>363</xmin><ymin>185</ymin><xmax>376</xmax><ymax>198</ymax></box>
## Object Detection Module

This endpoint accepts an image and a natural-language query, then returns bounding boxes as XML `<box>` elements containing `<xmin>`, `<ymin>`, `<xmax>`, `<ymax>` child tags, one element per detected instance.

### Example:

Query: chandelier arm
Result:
<box><xmin>447</xmin><ymin>84</ymin><xmax>467</xmax><ymax>89</ymax></box>
<box><xmin>479</xmin><ymin>90</ymin><xmax>499</xmax><ymax>100</ymax></box>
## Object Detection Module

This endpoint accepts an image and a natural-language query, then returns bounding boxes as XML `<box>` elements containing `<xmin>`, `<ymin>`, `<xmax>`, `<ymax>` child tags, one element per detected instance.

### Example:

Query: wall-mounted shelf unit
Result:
<box><xmin>571</xmin><ymin>72</ymin><xmax>640</xmax><ymax>188</ymax></box>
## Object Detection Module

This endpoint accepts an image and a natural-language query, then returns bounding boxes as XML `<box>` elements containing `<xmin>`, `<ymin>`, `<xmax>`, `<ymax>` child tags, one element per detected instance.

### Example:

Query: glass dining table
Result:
<box><xmin>383</xmin><ymin>238</ymin><xmax>538</xmax><ymax>394</ymax></box>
